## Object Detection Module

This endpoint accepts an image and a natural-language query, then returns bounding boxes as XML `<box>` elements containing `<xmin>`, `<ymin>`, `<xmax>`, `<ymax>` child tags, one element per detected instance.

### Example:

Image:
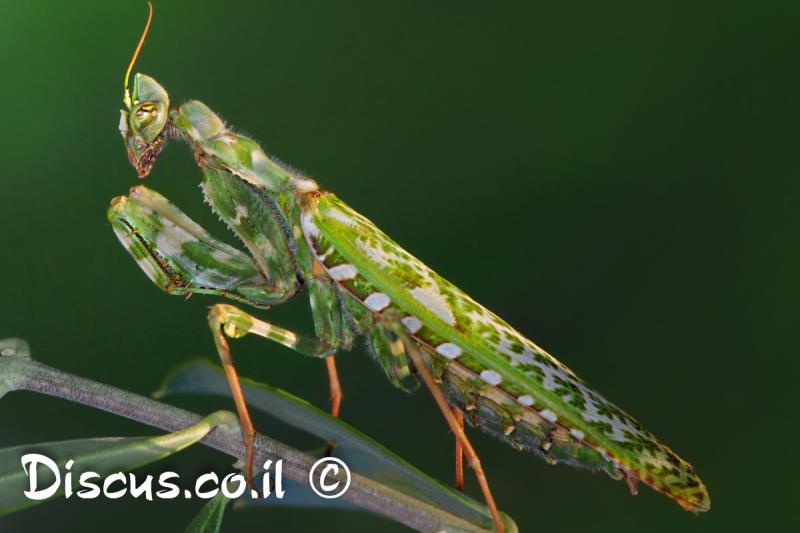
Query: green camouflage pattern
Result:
<box><xmin>111</xmin><ymin>71</ymin><xmax>710</xmax><ymax>514</ymax></box>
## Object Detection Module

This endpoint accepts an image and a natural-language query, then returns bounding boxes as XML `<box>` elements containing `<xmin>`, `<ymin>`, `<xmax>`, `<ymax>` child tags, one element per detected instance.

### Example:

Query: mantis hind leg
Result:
<box><xmin>208</xmin><ymin>304</ymin><xmax>334</xmax><ymax>485</ymax></box>
<box><xmin>386</xmin><ymin>321</ymin><xmax>505</xmax><ymax>533</ymax></box>
<box><xmin>322</xmin><ymin>356</ymin><xmax>343</xmax><ymax>456</ymax></box>
<box><xmin>453</xmin><ymin>406</ymin><xmax>465</xmax><ymax>492</ymax></box>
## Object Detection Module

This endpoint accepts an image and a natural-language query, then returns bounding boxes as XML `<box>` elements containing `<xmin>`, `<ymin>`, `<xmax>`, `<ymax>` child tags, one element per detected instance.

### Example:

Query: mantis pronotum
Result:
<box><xmin>109</xmin><ymin>5</ymin><xmax>709</xmax><ymax>530</ymax></box>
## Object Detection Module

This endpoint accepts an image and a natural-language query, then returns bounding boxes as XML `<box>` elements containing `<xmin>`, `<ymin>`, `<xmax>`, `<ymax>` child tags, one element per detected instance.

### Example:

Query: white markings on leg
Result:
<box><xmin>211</xmin><ymin>249</ymin><xmax>231</xmax><ymax>261</ymax></box>
<box><xmin>155</xmin><ymin>225</ymin><xmax>198</xmax><ymax>256</ymax></box>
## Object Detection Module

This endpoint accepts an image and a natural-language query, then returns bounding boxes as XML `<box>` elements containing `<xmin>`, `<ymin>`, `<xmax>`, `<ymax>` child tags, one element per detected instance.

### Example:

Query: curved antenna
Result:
<box><xmin>123</xmin><ymin>1</ymin><xmax>154</xmax><ymax>107</ymax></box>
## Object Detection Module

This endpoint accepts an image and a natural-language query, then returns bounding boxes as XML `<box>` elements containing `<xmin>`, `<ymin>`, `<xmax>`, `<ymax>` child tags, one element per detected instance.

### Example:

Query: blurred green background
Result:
<box><xmin>1</xmin><ymin>1</ymin><xmax>797</xmax><ymax>531</ymax></box>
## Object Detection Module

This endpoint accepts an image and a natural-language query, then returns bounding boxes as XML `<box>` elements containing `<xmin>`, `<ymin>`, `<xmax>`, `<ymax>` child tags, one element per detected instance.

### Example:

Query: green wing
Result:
<box><xmin>301</xmin><ymin>191</ymin><xmax>709</xmax><ymax>513</ymax></box>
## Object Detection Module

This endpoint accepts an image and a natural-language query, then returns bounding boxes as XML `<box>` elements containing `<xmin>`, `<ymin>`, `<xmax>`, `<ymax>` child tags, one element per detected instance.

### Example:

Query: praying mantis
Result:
<box><xmin>108</xmin><ymin>5</ymin><xmax>709</xmax><ymax>531</ymax></box>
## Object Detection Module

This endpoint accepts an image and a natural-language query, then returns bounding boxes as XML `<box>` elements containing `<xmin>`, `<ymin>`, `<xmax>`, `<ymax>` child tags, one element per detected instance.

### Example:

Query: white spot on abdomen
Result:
<box><xmin>540</xmin><ymin>409</ymin><xmax>558</xmax><ymax>423</ymax></box>
<box><xmin>364</xmin><ymin>292</ymin><xmax>391</xmax><ymax>312</ymax></box>
<box><xmin>517</xmin><ymin>395</ymin><xmax>534</xmax><ymax>407</ymax></box>
<box><xmin>436</xmin><ymin>342</ymin><xmax>462</xmax><ymax>359</ymax></box>
<box><xmin>328</xmin><ymin>264</ymin><xmax>358</xmax><ymax>281</ymax></box>
<box><xmin>401</xmin><ymin>316</ymin><xmax>423</xmax><ymax>334</ymax></box>
<box><xmin>480</xmin><ymin>369</ymin><xmax>503</xmax><ymax>386</ymax></box>
<box><xmin>570</xmin><ymin>429</ymin><xmax>585</xmax><ymax>440</ymax></box>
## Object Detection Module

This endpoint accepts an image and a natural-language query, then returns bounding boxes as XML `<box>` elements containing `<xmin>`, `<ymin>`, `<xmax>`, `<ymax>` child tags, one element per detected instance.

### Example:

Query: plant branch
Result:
<box><xmin>0</xmin><ymin>339</ymin><xmax>495</xmax><ymax>532</ymax></box>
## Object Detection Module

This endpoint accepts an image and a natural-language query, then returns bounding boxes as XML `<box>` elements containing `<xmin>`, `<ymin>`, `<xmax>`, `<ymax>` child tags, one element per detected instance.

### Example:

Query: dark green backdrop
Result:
<box><xmin>1</xmin><ymin>1</ymin><xmax>796</xmax><ymax>531</ymax></box>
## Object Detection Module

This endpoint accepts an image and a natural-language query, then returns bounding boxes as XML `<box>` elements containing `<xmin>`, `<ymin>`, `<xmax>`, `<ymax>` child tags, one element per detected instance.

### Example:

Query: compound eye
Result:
<box><xmin>132</xmin><ymin>102</ymin><xmax>158</xmax><ymax>129</ymax></box>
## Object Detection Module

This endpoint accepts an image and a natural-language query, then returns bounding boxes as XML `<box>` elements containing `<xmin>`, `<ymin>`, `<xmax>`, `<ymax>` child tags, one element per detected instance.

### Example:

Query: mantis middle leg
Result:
<box><xmin>208</xmin><ymin>303</ymin><xmax>334</xmax><ymax>484</ymax></box>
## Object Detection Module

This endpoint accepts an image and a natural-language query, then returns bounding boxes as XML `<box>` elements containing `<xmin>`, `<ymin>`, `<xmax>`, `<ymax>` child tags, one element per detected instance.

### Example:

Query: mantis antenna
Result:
<box><xmin>123</xmin><ymin>1</ymin><xmax>154</xmax><ymax>108</ymax></box>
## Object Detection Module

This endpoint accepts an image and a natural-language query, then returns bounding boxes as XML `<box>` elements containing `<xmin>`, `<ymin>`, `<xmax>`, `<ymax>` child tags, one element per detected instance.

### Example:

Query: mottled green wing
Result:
<box><xmin>301</xmin><ymin>192</ymin><xmax>709</xmax><ymax>513</ymax></box>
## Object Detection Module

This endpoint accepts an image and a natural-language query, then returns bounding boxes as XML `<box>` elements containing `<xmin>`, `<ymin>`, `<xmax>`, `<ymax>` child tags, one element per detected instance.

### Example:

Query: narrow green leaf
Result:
<box><xmin>0</xmin><ymin>410</ymin><xmax>237</xmax><ymax>516</ymax></box>
<box><xmin>0</xmin><ymin>343</ymin><xmax>515</xmax><ymax>531</ymax></box>
<box><xmin>156</xmin><ymin>360</ymin><xmax>505</xmax><ymax>529</ymax></box>
<box><xmin>184</xmin><ymin>492</ymin><xmax>231</xmax><ymax>533</ymax></box>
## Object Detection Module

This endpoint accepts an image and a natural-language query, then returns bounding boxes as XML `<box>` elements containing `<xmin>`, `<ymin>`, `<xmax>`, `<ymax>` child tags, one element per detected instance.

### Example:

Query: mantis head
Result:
<box><xmin>120</xmin><ymin>73</ymin><xmax>170</xmax><ymax>178</ymax></box>
<box><xmin>119</xmin><ymin>2</ymin><xmax>169</xmax><ymax>178</ymax></box>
